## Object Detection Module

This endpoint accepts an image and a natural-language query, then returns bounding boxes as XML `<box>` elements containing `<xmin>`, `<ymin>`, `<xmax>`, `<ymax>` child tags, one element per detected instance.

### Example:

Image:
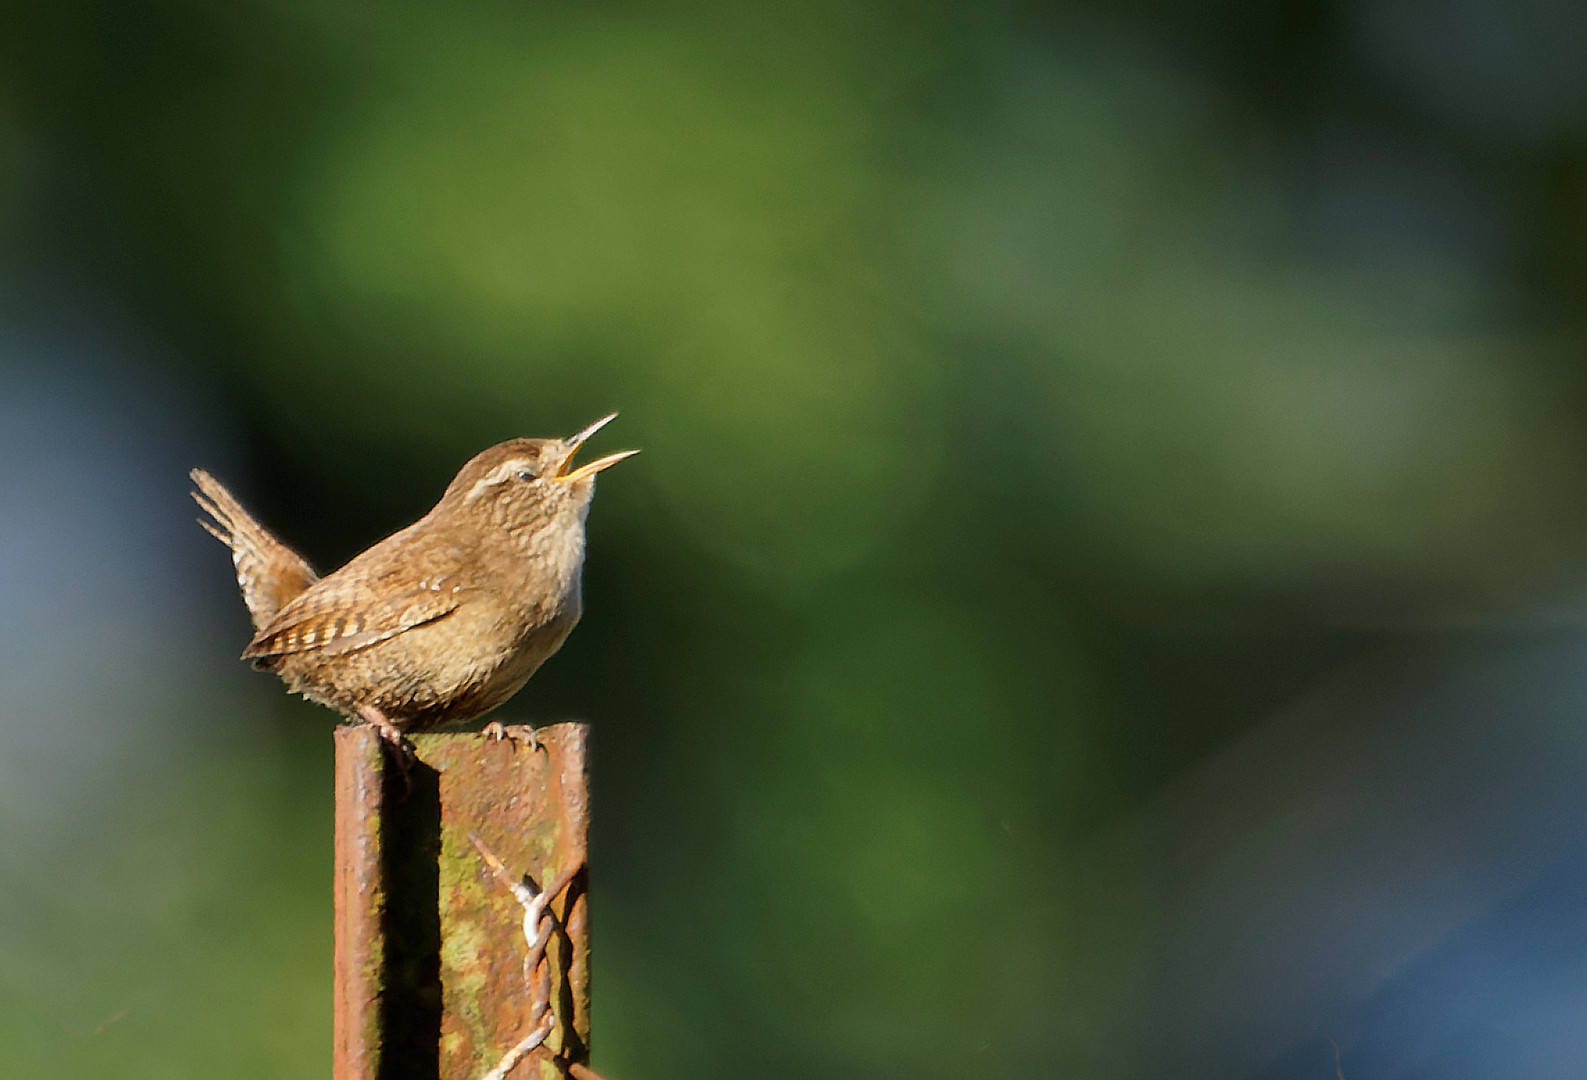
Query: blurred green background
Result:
<box><xmin>7</xmin><ymin>1</ymin><xmax>1587</xmax><ymax>1077</ymax></box>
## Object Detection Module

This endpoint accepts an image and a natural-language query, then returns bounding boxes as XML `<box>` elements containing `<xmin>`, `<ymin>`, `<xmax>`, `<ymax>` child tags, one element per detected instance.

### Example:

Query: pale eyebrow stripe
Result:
<box><xmin>465</xmin><ymin>459</ymin><xmax>534</xmax><ymax>503</ymax></box>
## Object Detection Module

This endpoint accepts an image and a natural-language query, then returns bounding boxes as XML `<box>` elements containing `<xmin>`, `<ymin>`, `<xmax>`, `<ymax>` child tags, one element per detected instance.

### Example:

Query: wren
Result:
<box><xmin>191</xmin><ymin>414</ymin><xmax>637</xmax><ymax>747</ymax></box>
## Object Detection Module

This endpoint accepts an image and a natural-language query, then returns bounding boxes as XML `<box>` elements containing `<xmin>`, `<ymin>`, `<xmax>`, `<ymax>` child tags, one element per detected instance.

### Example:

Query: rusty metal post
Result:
<box><xmin>334</xmin><ymin>724</ymin><xmax>591</xmax><ymax>1080</ymax></box>
<box><xmin>334</xmin><ymin>726</ymin><xmax>386</xmax><ymax>1080</ymax></box>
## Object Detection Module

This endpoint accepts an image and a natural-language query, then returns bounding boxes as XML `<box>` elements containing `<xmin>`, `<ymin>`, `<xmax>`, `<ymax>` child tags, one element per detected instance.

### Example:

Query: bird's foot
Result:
<box><xmin>482</xmin><ymin>721</ymin><xmax>541</xmax><ymax>752</ymax></box>
<box><xmin>357</xmin><ymin>704</ymin><xmax>415</xmax><ymax>794</ymax></box>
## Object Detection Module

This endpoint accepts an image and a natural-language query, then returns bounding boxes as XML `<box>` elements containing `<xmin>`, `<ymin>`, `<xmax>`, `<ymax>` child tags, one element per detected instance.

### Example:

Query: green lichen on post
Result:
<box><xmin>415</xmin><ymin>726</ymin><xmax>589</xmax><ymax>1079</ymax></box>
<box><xmin>436</xmin><ymin>816</ymin><xmax>504</xmax><ymax>1072</ymax></box>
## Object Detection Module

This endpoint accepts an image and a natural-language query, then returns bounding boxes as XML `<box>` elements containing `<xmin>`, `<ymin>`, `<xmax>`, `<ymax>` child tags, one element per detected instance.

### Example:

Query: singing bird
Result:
<box><xmin>192</xmin><ymin>414</ymin><xmax>637</xmax><ymax>747</ymax></box>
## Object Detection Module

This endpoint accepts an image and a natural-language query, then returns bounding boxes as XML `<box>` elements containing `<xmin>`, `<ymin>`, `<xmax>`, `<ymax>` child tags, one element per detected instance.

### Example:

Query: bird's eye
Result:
<box><xmin>515</xmin><ymin>467</ymin><xmax>537</xmax><ymax>482</ymax></box>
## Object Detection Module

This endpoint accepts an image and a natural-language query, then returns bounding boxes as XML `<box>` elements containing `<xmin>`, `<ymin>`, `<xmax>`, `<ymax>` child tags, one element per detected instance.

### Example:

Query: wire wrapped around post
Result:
<box><xmin>333</xmin><ymin>723</ymin><xmax>591</xmax><ymax>1080</ymax></box>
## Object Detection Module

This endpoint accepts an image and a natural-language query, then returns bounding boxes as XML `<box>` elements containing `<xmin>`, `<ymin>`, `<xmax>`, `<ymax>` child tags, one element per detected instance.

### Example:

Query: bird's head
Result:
<box><xmin>443</xmin><ymin>414</ymin><xmax>638</xmax><ymax>532</ymax></box>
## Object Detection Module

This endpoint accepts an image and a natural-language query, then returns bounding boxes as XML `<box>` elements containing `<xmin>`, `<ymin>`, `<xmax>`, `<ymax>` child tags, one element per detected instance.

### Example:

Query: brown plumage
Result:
<box><xmin>192</xmin><ymin>416</ymin><xmax>637</xmax><ymax>740</ymax></box>
<box><xmin>191</xmin><ymin>470</ymin><xmax>319</xmax><ymax>630</ymax></box>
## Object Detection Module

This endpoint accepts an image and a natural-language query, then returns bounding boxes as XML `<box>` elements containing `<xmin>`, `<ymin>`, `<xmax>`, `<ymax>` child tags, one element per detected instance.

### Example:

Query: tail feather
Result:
<box><xmin>190</xmin><ymin>468</ymin><xmax>319</xmax><ymax>631</ymax></box>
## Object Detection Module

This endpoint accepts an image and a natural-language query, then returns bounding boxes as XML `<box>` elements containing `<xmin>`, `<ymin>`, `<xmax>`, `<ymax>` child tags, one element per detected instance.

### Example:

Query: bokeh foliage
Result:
<box><xmin>5</xmin><ymin>0</ymin><xmax>1587</xmax><ymax>1077</ymax></box>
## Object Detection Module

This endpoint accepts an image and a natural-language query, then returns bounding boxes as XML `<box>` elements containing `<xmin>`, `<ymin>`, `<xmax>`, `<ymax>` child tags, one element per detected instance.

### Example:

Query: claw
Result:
<box><xmin>357</xmin><ymin>703</ymin><xmax>415</xmax><ymax>796</ymax></box>
<box><xmin>482</xmin><ymin>721</ymin><xmax>542</xmax><ymax>752</ymax></box>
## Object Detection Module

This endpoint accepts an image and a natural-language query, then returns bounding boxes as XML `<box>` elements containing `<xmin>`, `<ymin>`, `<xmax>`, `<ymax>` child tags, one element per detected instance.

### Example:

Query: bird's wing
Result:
<box><xmin>191</xmin><ymin>468</ymin><xmax>319</xmax><ymax>631</ymax></box>
<box><xmin>242</xmin><ymin>572</ymin><xmax>468</xmax><ymax>660</ymax></box>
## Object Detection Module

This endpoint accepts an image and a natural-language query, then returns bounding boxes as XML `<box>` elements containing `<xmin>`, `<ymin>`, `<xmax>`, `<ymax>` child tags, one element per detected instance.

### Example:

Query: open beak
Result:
<box><xmin>554</xmin><ymin>412</ymin><xmax>641</xmax><ymax>483</ymax></box>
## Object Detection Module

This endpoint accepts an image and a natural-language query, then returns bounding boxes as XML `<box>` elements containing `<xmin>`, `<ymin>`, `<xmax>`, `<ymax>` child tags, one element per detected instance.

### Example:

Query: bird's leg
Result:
<box><xmin>356</xmin><ymin>701</ymin><xmax>409</xmax><ymax>748</ymax></box>
<box><xmin>357</xmin><ymin>703</ymin><xmax>415</xmax><ymax>793</ymax></box>
<box><xmin>482</xmin><ymin>720</ymin><xmax>541</xmax><ymax>752</ymax></box>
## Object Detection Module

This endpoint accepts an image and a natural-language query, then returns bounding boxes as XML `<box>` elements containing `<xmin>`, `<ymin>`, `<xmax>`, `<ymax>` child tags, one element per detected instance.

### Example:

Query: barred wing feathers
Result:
<box><xmin>242</xmin><ymin>573</ymin><xmax>466</xmax><ymax>661</ymax></box>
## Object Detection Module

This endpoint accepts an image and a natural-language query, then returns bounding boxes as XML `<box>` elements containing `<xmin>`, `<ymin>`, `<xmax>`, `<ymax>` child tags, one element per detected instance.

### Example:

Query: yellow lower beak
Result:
<box><xmin>556</xmin><ymin>448</ymin><xmax>641</xmax><ymax>483</ymax></box>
